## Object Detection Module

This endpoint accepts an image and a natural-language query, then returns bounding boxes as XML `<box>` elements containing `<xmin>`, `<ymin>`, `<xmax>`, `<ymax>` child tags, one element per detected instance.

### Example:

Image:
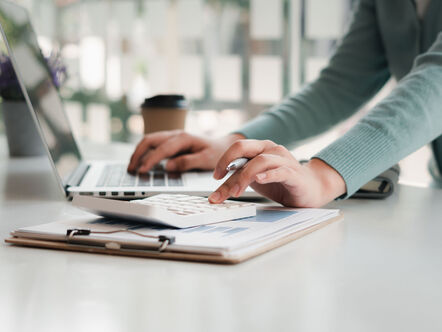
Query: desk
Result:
<box><xmin>1</xmin><ymin>137</ymin><xmax>442</xmax><ymax>332</ymax></box>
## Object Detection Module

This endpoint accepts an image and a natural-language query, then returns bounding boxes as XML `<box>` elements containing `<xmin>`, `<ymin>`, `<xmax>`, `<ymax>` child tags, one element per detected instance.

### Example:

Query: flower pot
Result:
<box><xmin>2</xmin><ymin>100</ymin><xmax>46</xmax><ymax>157</ymax></box>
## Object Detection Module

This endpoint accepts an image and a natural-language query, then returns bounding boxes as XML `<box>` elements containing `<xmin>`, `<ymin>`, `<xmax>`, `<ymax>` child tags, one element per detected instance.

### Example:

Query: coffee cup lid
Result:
<box><xmin>141</xmin><ymin>95</ymin><xmax>188</xmax><ymax>109</ymax></box>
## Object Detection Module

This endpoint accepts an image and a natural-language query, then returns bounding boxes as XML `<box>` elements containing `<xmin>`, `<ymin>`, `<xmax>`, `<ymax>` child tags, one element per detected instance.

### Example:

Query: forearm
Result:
<box><xmin>237</xmin><ymin>75</ymin><xmax>387</xmax><ymax>146</ymax></box>
<box><xmin>315</xmin><ymin>33</ymin><xmax>442</xmax><ymax>197</ymax></box>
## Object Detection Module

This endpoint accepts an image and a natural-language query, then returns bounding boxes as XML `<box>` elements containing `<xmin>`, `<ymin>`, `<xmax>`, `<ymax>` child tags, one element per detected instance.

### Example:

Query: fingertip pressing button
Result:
<box><xmin>208</xmin><ymin>192</ymin><xmax>220</xmax><ymax>203</ymax></box>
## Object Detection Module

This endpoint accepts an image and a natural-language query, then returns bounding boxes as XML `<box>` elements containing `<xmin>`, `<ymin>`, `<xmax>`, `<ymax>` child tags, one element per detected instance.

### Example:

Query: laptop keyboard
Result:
<box><xmin>97</xmin><ymin>164</ymin><xmax>183</xmax><ymax>187</ymax></box>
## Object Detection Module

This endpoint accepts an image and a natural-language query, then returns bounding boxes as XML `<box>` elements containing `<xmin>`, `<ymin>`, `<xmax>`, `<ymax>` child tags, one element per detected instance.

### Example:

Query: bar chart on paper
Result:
<box><xmin>179</xmin><ymin>210</ymin><xmax>298</xmax><ymax>237</ymax></box>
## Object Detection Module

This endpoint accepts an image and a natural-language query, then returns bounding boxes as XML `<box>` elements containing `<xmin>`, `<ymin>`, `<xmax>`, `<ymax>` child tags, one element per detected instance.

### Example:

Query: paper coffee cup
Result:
<box><xmin>141</xmin><ymin>95</ymin><xmax>188</xmax><ymax>134</ymax></box>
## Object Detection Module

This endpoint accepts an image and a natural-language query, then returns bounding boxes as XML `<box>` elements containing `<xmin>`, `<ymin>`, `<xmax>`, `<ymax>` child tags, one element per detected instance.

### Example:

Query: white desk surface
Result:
<box><xmin>1</xmin><ymin>138</ymin><xmax>442</xmax><ymax>332</ymax></box>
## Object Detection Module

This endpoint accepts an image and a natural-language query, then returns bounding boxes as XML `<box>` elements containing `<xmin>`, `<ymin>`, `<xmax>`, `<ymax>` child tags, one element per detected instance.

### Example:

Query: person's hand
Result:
<box><xmin>208</xmin><ymin>139</ymin><xmax>346</xmax><ymax>208</ymax></box>
<box><xmin>127</xmin><ymin>131</ymin><xmax>245</xmax><ymax>173</ymax></box>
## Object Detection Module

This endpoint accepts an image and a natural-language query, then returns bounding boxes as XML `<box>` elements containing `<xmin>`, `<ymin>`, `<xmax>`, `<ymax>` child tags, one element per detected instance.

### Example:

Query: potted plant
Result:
<box><xmin>0</xmin><ymin>52</ymin><xmax>67</xmax><ymax>157</ymax></box>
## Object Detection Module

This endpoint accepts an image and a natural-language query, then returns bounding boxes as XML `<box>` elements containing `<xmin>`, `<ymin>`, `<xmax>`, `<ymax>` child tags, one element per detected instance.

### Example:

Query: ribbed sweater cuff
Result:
<box><xmin>313</xmin><ymin>124</ymin><xmax>394</xmax><ymax>199</ymax></box>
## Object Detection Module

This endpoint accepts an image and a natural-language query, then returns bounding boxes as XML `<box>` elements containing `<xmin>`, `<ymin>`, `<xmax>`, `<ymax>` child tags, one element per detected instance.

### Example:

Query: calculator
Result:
<box><xmin>72</xmin><ymin>194</ymin><xmax>257</xmax><ymax>229</ymax></box>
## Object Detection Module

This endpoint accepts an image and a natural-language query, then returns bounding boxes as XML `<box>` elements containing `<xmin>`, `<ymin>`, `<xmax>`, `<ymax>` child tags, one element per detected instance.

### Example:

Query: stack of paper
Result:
<box><xmin>7</xmin><ymin>207</ymin><xmax>341</xmax><ymax>264</ymax></box>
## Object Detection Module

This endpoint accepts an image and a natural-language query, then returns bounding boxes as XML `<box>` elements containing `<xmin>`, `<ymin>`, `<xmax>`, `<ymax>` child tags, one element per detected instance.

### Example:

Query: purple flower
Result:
<box><xmin>0</xmin><ymin>52</ymin><xmax>67</xmax><ymax>101</ymax></box>
<box><xmin>46</xmin><ymin>52</ymin><xmax>68</xmax><ymax>89</ymax></box>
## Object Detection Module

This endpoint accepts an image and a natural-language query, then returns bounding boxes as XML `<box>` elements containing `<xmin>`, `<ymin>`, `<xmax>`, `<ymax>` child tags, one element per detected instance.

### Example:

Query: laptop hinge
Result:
<box><xmin>65</xmin><ymin>162</ymin><xmax>90</xmax><ymax>189</ymax></box>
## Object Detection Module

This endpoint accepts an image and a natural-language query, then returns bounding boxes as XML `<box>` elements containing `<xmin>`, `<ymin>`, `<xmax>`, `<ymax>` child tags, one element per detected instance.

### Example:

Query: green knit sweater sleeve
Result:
<box><xmin>315</xmin><ymin>32</ymin><xmax>442</xmax><ymax>197</ymax></box>
<box><xmin>237</xmin><ymin>0</ymin><xmax>390</xmax><ymax>147</ymax></box>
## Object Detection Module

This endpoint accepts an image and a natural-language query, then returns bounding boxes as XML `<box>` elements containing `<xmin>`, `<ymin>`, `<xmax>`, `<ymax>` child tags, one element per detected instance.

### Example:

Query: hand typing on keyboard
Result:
<box><xmin>97</xmin><ymin>164</ymin><xmax>183</xmax><ymax>187</ymax></box>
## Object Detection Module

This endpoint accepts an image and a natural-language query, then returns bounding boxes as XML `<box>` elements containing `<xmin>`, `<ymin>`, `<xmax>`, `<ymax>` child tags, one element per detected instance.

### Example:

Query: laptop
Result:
<box><xmin>0</xmin><ymin>1</ymin><xmax>258</xmax><ymax>199</ymax></box>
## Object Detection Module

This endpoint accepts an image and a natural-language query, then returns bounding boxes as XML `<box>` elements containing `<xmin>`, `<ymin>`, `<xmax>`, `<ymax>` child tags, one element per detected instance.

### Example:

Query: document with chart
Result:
<box><xmin>6</xmin><ymin>207</ymin><xmax>342</xmax><ymax>264</ymax></box>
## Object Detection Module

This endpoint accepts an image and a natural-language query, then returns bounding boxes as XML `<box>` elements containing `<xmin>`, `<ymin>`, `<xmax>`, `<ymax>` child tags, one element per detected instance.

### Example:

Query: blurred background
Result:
<box><xmin>0</xmin><ymin>0</ymin><xmax>433</xmax><ymax>185</ymax></box>
<box><xmin>0</xmin><ymin>0</ymin><xmax>354</xmax><ymax>143</ymax></box>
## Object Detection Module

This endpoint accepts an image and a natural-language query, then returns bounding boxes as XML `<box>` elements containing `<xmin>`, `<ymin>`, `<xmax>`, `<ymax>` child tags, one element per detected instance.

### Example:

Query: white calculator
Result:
<box><xmin>72</xmin><ymin>194</ymin><xmax>256</xmax><ymax>229</ymax></box>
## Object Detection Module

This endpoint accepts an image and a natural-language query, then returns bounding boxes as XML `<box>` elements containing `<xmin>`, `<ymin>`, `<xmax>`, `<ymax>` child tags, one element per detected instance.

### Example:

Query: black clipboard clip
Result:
<box><xmin>66</xmin><ymin>228</ymin><xmax>175</xmax><ymax>252</ymax></box>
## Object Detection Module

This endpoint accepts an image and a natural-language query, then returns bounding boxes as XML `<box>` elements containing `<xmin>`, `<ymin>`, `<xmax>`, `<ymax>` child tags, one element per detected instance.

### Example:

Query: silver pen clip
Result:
<box><xmin>226</xmin><ymin>158</ymin><xmax>249</xmax><ymax>172</ymax></box>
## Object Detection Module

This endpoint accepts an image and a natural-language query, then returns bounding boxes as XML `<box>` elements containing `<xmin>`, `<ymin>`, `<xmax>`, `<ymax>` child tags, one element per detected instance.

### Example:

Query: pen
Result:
<box><xmin>226</xmin><ymin>158</ymin><xmax>249</xmax><ymax>172</ymax></box>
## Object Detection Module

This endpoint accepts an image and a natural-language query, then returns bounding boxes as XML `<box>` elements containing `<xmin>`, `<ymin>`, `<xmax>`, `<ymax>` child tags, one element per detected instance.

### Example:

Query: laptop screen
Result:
<box><xmin>0</xmin><ymin>1</ymin><xmax>82</xmax><ymax>186</ymax></box>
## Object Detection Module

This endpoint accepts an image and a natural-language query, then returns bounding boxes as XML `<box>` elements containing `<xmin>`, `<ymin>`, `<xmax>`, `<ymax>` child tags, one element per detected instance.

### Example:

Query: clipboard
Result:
<box><xmin>5</xmin><ymin>213</ymin><xmax>343</xmax><ymax>264</ymax></box>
